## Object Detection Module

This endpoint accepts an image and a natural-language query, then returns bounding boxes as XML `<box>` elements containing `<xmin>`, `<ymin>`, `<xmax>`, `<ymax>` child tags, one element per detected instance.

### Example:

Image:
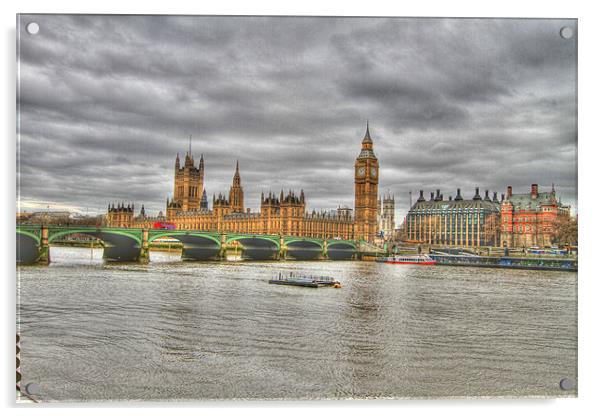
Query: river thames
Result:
<box><xmin>17</xmin><ymin>247</ymin><xmax>577</xmax><ymax>401</ymax></box>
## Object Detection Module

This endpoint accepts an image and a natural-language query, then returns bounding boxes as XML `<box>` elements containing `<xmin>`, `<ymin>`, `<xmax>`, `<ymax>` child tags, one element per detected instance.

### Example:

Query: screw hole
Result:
<box><xmin>26</xmin><ymin>22</ymin><xmax>40</xmax><ymax>35</ymax></box>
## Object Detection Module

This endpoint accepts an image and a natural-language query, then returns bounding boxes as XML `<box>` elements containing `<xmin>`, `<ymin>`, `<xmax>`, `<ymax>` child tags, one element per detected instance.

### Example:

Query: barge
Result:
<box><xmin>269</xmin><ymin>273</ymin><xmax>342</xmax><ymax>288</ymax></box>
<box><xmin>429</xmin><ymin>254</ymin><xmax>577</xmax><ymax>272</ymax></box>
<box><xmin>376</xmin><ymin>254</ymin><xmax>436</xmax><ymax>265</ymax></box>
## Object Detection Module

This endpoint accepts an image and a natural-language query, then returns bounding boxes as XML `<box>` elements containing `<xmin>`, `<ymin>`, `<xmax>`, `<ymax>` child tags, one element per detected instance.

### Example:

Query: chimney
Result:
<box><xmin>448</xmin><ymin>196</ymin><xmax>452</xmax><ymax>201</ymax></box>
<box><xmin>430</xmin><ymin>192</ymin><xmax>434</xmax><ymax>201</ymax></box>
<box><xmin>506</xmin><ymin>186</ymin><xmax>512</xmax><ymax>198</ymax></box>
<box><xmin>501</xmin><ymin>194</ymin><xmax>505</xmax><ymax>202</ymax></box>
<box><xmin>436</xmin><ymin>189</ymin><xmax>441</xmax><ymax>201</ymax></box>
<box><xmin>531</xmin><ymin>184</ymin><xmax>538</xmax><ymax>199</ymax></box>
<box><xmin>493</xmin><ymin>191</ymin><xmax>498</xmax><ymax>202</ymax></box>
<box><xmin>473</xmin><ymin>187</ymin><xmax>482</xmax><ymax>200</ymax></box>
<box><xmin>484</xmin><ymin>190</ymin><xmax>491</xmax><ymax>201</ymax></box>
<box><xmin>417</xmin><ymin>190</ymin><xmax>425</xmax><ymax>202</ymax></box>
<box><xmin>454</xmin><ymin>188</ymin><xmax>463</xmax><ymax>201</ymax></box>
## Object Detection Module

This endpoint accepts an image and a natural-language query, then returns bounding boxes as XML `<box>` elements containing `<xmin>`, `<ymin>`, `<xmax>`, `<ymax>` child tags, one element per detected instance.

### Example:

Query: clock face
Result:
<box><xmin>370</xmin><ymin>167</ymin><xmax>377</xmax><ymax>177</ymax></box>
<box><xmin>357</xmin><ymin>167</ymin><xmax>366</xmax><ymax>177</ymax></box>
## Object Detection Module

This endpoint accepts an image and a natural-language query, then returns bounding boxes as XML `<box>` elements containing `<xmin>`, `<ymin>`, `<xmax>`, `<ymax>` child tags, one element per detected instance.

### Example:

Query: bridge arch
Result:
<box><xmin>283</xmin><ymin>238</ymin><xmax>324</xmax><ymax>260</ymax></box>
<box><xmin>225</xmin><ymin>234</ymin><xmax>280</xmax><ymax>247</ymax></box>
<box><xmin>283</xmin><ymin>237</ymin><xmax>324</xmax><ymax>248</ymax></box>
<box><xmin>16</xmin><ymin>230</ymin><xmax>41</xmax><ymax>264</ymax></box>
<box><xmin>149</xmin><ymin>231</ymin><xmax>221</xmax><ymax>261</ymax></box>
<box><xmin>326</xmin><ymin>240</ymin><xmax>356</xmax><ymax>260</ymax></box>
<box><xmin>16</xmin><ymin>229</ymin><xmax>41</xmax><ymax>244</ymax></box>
<box><xmin>225</xmin><ymin>235</ymin><xmax>280</xmax><ymax>260</ymax></box>
<box><xmin>326</xmin><ymin>240</ymin><xmax>356</xmax><ymax>249</ymax></box>
<box><xmin>49</xmin><ymin>229</ymin><xmax>142</xmax><ymax>262</ymax></box>
<box><xmin>148</xmin><ymin>231</ymin><xmax>221</xmax><ymax>246</ymax></box>
<box><xmin>48</xmin><ymin>228</ymin><xmax>141</xmax><ymax>245</ymax></box>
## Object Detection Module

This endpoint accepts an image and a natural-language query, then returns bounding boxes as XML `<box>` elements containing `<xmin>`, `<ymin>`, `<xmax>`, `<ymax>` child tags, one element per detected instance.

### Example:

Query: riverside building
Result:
<box><xmin>404</xmin><ymin>188</ymin><xmax>501</xmax><ymax>247</ymax></box>
<box><xmin>500</xmin><ymin>184</ymin><xmax>571</xmax><ymax>248</ymax></box>
<box><xmin>378</xmin><ymin>191</ymin><xmax>395</xmax><ymax>240</ymax></box>
<box><xmin>107</xmin><ymin>124</ymin><xmax>380</xmax><ymax>242</ymax></box>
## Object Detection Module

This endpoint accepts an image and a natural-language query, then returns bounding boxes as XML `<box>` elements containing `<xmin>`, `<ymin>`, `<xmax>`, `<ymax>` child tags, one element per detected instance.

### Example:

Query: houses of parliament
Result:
<box><xmin>106</xmin><ymin>124</ymin><xmax>395</xmax><ymax>242</ymax></box>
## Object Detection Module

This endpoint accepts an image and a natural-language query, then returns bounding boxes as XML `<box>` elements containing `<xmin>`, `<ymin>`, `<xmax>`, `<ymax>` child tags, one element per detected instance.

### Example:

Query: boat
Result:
<box><xmin>377</xmin><ymin>254</ymin><xmax>436</xmax><ymax>265</ymax></box>
<box><xmin>269</xmin><ymin>272</ymin><xmax>342</xmax><ymax>288</ymax></box>
<box><xmin>429</xmin><ymin>254</ymin><xmax>577</xmax><ymax>272</ymax></box>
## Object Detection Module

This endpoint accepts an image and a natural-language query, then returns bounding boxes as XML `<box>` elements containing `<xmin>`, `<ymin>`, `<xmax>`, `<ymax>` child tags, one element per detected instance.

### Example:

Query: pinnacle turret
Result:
<box><xmin>363</xmin><ymin>120</ymin><xmax>372</xmax><ymax>144</ymax></box>
<box><xmin>200</xmin><ymin>189</ymin><xmax>208</xmax><ymax>209</ymax></box>
<box><xmin>232</xmin><ymin>160</ymin><xmax>241</xmax><ymax>185</ymax></box>
<box><xmin>358</xmin><ymin>121</ymin><xmax>376</xmax><ymax>157</ymax></box>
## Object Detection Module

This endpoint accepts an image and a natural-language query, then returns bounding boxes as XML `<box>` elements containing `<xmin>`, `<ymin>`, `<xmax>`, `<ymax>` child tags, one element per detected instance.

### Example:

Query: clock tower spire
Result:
<box><xmin>354</xmin><ymin>121</ymin><xmax>379</xmax><ymax>241</ymax></box>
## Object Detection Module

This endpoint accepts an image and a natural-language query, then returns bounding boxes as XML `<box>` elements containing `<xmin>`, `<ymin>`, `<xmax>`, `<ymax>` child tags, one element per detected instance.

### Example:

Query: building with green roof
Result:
<box><xmin>500</xmin><ymin>184</ymin><xmax>571</xmax><ymax>248</ymax></box>
<box><xmin>404</xmin><ymin>187</ymin><xmax>501</xmax><ymax>247</ymax></box>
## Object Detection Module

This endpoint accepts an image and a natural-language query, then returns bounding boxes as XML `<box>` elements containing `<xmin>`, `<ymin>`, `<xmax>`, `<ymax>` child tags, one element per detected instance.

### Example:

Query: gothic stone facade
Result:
<box><xmin>354</xmin><ymin>123</ymin><xmax>379</xmax><ymax>241</ymax></box>
<box><xmin>378</xmin><ymin>192</ymin><xmax>395</xmax><ymax>240</ymax></box>
<box><xmin>107</xmin><ymin>125</ymin><xmax>380</xmax><ymax>241</ymax></box>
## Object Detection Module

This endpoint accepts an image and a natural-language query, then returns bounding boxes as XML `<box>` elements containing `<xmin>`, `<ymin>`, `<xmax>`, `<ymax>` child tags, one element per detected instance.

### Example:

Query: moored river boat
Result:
<box><xmin>429</xmin><ymin>254</ymin><xmax>577</xmax><ymax>272</ymax></box>
<box><xmin>376</xmin><ymin>254</ymin><xmax>436</xmax><ymax>265</ymax></box>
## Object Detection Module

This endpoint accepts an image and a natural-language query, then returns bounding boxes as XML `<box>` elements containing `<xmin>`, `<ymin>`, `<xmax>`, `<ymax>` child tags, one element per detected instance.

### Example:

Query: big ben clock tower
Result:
<box><xmin>354</xmin><ymin>121</ymin><xmax>379</xmax><ymax>241</ymax></box>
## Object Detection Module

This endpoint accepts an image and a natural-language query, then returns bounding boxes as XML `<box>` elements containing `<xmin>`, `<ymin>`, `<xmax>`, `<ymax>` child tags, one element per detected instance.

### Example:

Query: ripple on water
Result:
<box><xmin>17</xmin><ymin>247</ymin><xmax>577</xmax><ymax>401</ymax></box>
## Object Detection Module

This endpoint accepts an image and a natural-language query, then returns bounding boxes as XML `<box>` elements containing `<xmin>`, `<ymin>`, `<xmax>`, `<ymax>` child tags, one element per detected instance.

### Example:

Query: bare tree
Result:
<box><xmin>483</xmin><ymin>214</ymin><xmax>501</xmax><ymax>247</ymax></box>
<box><xmin>551</xmin><ymin>214</ymin><xmax>578</xmax><ymax>247</ymax></box>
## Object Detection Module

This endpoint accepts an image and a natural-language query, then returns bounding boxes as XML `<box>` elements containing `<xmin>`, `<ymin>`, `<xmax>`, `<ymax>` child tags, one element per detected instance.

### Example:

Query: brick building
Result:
<box><xmin>500</xmin><ymin>184</ymin><xmax>570</xmax><ymax>248</ymax></box>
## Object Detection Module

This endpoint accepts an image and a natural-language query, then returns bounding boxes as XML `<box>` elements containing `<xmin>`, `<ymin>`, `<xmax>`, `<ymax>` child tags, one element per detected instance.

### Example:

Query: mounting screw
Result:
<box><xmin>560</xmin><ymin>27</ymin><xmax>574</xmax><ymax>40</ymax></box>
<box><xmin>25</xmin><ymin>382</ymin><xmax>40</xmax><ymax>395</ymax></box>
<box><xmin>559</xmin><ymin>378</ymin><xmax>575</xmax><ymax>391</ymax></box>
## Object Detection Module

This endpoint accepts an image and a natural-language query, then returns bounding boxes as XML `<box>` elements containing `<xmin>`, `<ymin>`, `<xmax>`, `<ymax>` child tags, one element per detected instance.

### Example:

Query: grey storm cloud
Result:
<box><xmin>17</xmin><ymin>15</ymin><xmax>577</xmax><ymax>221</ymax></box>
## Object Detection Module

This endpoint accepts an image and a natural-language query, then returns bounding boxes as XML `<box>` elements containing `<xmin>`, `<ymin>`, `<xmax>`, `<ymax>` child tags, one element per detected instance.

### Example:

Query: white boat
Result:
<box><xmin>377</xmin><ymin>254</ymin><xmax>436</xmax><ymax>265</ymax></box>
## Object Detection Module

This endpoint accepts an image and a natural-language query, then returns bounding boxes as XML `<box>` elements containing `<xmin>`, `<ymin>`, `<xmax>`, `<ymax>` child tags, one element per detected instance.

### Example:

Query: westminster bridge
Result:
<box><xmin>15</xmin><ymin>225</ymin><xmax>384</xmax><ymax>265</ymax></box>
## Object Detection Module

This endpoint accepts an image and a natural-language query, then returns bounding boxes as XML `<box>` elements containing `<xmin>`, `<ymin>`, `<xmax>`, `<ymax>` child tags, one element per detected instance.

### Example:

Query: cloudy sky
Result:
<box><xmin>17</xmin><ymin>15</ymin><xmax>577</xmax><ymax>222</ymax></box>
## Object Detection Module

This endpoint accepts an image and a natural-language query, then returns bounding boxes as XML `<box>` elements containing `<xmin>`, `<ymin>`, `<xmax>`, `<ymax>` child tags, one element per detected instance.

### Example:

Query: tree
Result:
<box><xmin>483</xmin><ymin>214</ymin><xmax>501</xmax><ymax>247</ymax></box>
<box><xmin>551</xmin><ymin>214</ymin><xmax>578</xmax><ymax>247</ymax></box>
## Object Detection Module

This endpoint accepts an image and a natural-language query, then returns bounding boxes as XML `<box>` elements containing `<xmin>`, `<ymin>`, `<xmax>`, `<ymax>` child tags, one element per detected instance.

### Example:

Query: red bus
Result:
<box><xmin>153</xmin><ymin>221</ymin><xmax>176</xmax><ymax>230</ymax></box>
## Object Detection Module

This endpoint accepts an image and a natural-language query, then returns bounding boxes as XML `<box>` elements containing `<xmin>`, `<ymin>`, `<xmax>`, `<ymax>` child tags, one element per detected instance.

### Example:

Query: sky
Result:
<box><xmin>17</xmin><ymin>15</ymin><xmax>577</xmax><ymax>223</ymax></box>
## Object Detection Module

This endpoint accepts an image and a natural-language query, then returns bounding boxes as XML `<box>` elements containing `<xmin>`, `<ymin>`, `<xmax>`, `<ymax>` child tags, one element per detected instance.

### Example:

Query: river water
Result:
<box><xmin>17</xmin><ymin>247</ymin><xmax>577</xmax><ymax>401</ymax></box>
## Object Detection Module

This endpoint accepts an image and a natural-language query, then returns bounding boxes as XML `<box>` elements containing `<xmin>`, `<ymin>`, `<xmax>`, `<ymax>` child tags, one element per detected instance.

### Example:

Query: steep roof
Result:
<box><xmin>362</xmin><ymin>121</ymin><xmax>372</xmax><ymax>144</ymax></box>
<box><xmin>507</xmin><ymin>191</ymin><xmax>557</xmax><ymax>211</ymax></box>
<box><xmin>357</xmin><ymin>121</ymin><xmax>377</xmax><ymax>160</ymax></box>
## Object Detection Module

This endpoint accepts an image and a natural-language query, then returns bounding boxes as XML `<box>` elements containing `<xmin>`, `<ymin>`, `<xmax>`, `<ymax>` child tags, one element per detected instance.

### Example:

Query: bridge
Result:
<box><xmin>15</xmin><ymin>225</ymin><xmax>374</xmax><ymax>264</ymax></box>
